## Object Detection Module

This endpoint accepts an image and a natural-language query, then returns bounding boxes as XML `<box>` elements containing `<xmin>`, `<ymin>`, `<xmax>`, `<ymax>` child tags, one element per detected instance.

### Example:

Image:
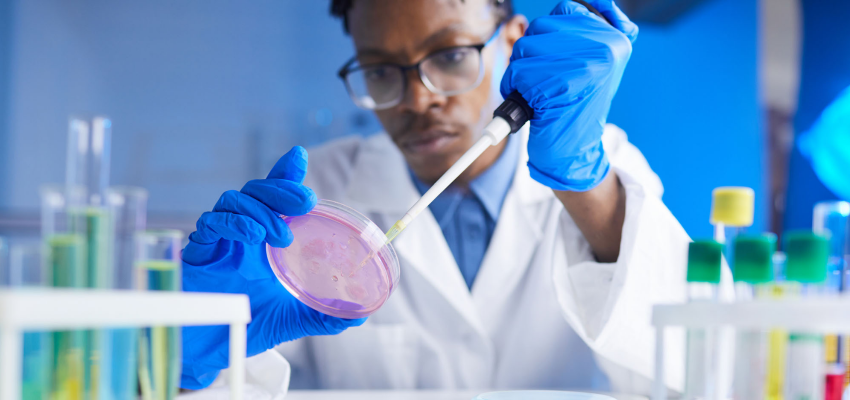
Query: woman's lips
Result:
<box><xmin>402</xmin><ymin>131</ymin><xmax>458</xmax><ymax>154</ymax></box>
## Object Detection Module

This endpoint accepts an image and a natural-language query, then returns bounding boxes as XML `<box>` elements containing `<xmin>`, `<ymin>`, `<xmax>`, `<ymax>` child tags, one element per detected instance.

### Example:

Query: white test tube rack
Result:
<box><xmin>0</xmin><ymin>289</ymin><xmax>251</xmax><ymax>400</ymax></box>
<box><xmin>651</xmin><ymin>299</ymin><xmax>850</xmax><ymax>400</ymax></box>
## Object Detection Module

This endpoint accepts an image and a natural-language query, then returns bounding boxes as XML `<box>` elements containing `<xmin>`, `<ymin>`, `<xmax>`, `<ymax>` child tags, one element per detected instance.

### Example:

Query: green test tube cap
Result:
<box><xmin>784</xmin><ymin>231</ymin><xmax>829</xmax><ymax>283</ymax></box>
<box><xmin>688</xmin><ymin>240</ymin><xmax>723</xmax><ymax>283</ymax></box>
<box><xmin>733</xmin><ymin>234</ymin><xmax>776</xmax><ymax>283</ymax></box>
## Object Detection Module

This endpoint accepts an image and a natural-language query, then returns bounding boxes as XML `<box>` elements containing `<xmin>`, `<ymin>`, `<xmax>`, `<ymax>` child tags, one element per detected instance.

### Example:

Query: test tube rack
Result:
<box><xmin>0</xmin><ymin>289</ymin><xmax>251</xmax><ymax>400</ymax></box>
<box><xmin>651</xmin><ymin>299</ymin><xmax>850</xmax><ymax>400</ymax></box>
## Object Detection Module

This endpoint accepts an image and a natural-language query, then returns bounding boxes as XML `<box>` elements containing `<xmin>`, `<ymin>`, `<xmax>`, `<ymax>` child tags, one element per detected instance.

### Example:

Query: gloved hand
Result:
<box><xmin>500</xmin><ymin>0</ymin><xmax>638</xmax><ymax>191</ymax></box>
<box><xmin>180</xmin><ymin>146</ymin><xmax>367</xmax><ymax>390</ymax></box>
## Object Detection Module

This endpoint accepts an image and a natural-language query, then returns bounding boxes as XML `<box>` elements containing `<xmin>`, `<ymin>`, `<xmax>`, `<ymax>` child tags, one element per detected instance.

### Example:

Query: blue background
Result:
<box><xmin>0</xmin><ymin>0</ymin><xmax>764</xmax><ymax>239</ymax></box>
<box><xmin>783</xmin><ymin>0</ymin><xmax>850</xmax><ymax>231</ymax></box>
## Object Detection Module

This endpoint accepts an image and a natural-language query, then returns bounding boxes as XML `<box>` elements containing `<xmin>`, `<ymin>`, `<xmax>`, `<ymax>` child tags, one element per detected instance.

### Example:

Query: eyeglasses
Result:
<box><xmin>338</xmin><ymin>25</ymin><xmax>503</xmax><ymax>110</ymax></box>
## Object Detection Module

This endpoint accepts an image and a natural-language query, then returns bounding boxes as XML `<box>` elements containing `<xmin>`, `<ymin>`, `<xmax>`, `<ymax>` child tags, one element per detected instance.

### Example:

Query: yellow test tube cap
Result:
<box><xmin>710</xmin><ymin>187</ymin><xmax>755</xmax><ymax>227</ymax></box>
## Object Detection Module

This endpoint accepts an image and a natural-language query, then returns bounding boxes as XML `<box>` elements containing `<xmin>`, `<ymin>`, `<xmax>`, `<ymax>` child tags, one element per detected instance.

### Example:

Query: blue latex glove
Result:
<box><xmin>180</xmin><ymin>146</ymin><xmax>367</xmax><ymax>390</ymax></box>
<box><xmin>500</xmin><ymin>0</ymin><xmax>638</xmax><ymax>191</ymax></box>
<box><xmin>798</xmin><ymin>85</ymin><xmax>850</xmax><ymax>200</ymax></box>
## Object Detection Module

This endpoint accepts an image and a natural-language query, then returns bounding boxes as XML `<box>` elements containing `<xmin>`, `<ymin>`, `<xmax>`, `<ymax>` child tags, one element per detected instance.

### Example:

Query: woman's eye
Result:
<box><xmin>365</xmin><ymin>67</ymin><xmax>391</xmax><ymax>81</ymax></box>
<box><xmin>435</xmin><ymin>50</ymin><xmax>467</xmax><ymax>65</ymax></box>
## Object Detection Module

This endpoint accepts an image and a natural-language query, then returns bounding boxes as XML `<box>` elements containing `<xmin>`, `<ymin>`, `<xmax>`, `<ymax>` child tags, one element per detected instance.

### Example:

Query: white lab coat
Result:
<box><xmin>230</xmin><ymin>124</ymin><xmax>689</xmax><ymax>398</ymax></box>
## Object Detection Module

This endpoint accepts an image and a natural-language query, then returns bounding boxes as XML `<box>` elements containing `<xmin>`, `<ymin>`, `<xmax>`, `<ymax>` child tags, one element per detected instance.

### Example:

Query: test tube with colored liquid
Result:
<box><xmin>66</xmin><ymin>116</ymin><xmax>114</xmax><ymax>398</ymax></box>
<box><xmin>710</xmin><ymin>186</ymin><xmax>755</xmax><ymax>398</ymax></box>
<box><xmin>41</xmin><ymin>184</ymin><xmax>87</xmax><ymax>400</ymax></box>
<box><xmin>137</xmin><ymin>230</ymin><xmax>182</xmax><ymax>400</ymax></box>
<box><xmin>104</xmin><ymin>187</ymin><xmax>149</xmax><ymax>400</ymax></box>
<box><xmin>784</xmin><ymin>232</ymin><xmax>829</xmax><ymax>400</ymax></box>
<box><xmin>683</xmin><ymin>240</ymin><xmax>723</xmax><ymax>400</ymax></box>
<box><xmin>731</xmin><ymin>234</ymin><xmax>776</xmax><ymax>400</ymax></box>
<box><xmin>1</xmin><ymin>240</ymin><xmax>53</xmax><ymax>400</ymax></box>
<box><xmin>812</xmin><ymin>201</ymin><xmax>849</xmax><ymax>400</ymax></box>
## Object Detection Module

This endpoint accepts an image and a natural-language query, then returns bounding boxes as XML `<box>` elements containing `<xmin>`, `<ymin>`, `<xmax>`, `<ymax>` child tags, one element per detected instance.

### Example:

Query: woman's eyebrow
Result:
<box><xmin>355</xmin><ymin>23</ymin><xmax>482</xmax><ymax>60</ymax></box>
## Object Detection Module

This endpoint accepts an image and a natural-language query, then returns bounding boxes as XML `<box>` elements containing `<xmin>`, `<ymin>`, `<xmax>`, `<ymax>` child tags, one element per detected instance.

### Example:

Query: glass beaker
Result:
<box><xmin>266</xmin><ymin>199</ymin><xmax>400</xmax><ymax>319</ymax></box>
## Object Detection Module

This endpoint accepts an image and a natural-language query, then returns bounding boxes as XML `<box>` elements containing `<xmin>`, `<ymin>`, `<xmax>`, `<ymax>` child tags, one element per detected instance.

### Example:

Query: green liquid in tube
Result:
<box><xmin>139</xmin><ymin>261</ymin><xmax>181</xmax><ymax>400</ymax></box>
<box><xmin>80</xmin><ymin>208</ymin><xmax>111</xmax><ymax>400</ymax></box>
<box><xmin>49</xmin><ymin>234</ymin><xmax>86</xmax><ymax>400</ymax></box>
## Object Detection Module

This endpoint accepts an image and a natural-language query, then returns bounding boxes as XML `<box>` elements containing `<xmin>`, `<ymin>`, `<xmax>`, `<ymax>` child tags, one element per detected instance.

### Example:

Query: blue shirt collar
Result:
<box><xmin>409</xmin><ymin>134</ymin><xmax>520</xmax><ymax>221</ymax></box>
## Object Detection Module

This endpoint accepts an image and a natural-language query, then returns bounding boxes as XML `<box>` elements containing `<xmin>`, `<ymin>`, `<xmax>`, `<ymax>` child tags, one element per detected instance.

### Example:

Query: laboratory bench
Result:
<box><xmin>284</xmin><ymin>391</ymin><xmax>649</xmax><ymax>400</ymax></box>
<box><xmin>180</xmin><ymin>390</ymin><xmax>649</xmax><ymax>400</ymax></box>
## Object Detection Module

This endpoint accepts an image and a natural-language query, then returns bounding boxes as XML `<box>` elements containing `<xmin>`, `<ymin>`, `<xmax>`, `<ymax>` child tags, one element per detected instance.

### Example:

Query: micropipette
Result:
<box><xmin>383</xmin><ymin>0</ymin><xmax>612</xmax><ymax>244</ymax></box>
<box><xmin>349</xmin><ymin>0</ymin><xmax>613</xmax><ymax>277</ymax></box>
<box><xmin>347</xmin><ymin>93</ymin><xmax>531</xmax><ymax>277</ymax></box>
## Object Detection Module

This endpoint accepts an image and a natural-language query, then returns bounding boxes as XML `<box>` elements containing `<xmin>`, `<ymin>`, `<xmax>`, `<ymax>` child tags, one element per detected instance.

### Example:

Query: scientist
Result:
<box><xmin>180</xmin><ymin>0</ymin><xmax>689</xmax><ymax>395</ymax></box>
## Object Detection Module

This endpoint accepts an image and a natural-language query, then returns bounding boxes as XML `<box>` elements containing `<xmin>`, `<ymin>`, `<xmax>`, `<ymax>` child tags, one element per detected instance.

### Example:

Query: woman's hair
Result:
<box><xmin>330</xmin><ymin>0</ymin><xmax>514</xmax><ymax>33</ymax></box>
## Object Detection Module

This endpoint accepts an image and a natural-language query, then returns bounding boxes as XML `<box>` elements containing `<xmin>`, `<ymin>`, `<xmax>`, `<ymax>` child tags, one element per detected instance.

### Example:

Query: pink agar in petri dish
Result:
<box><xmin>266</xmin><ymin>199</ymin><xmax>400</xmax><ymax>319</ymax></box>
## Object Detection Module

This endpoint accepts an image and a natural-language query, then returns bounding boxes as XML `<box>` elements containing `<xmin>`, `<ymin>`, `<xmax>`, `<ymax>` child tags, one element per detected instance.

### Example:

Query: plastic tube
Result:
<box><xmin>784</xmin><ymin>232</ymin><xmax>829</xmax><ymax>400</ymax></box>
<box><xmin>684</xmin><ymin>240</ymin><xmax>723</xmax><ymax>400</ymax></box>
<box><xmin>763</xmin><ymin>252</ymin><xmax>788</xmax><ymax>400</ymax></box>
<box><xmin>137</xmin><ymin>230</ymin><xmax>183</xmax><ymax>400</ymax></box>
<box><xmin>709</xmin><ymin>187</ymin><xmax>754</xmax><ymax>399</ymax></box>
<box><xmin>812</xmin><ymin>201</ymin><xmax>849</xmax><ymax>400</ymax></box>
<box><xmin>731</xmin><ymin>234</ymin><xmax>776</xmax><ymax>400</ymax></box>
<box><xmin>1</xmin><ymin>243</ymin><xmax>52</xmax><ymax>400</ymax></box>
<box><xmin>41</xmin><ymin>184</ymin><xmax>87</xmax><ymax>400</ymax></box>
<box><xmin>66</xmin><ymin>116</ymin><xmax>114</xmax><ymax>399</ymax></box>
<box><xmin>104</xmin><ymin>187</ymin><xmax>149</xmax><ymax>400</ymax></box>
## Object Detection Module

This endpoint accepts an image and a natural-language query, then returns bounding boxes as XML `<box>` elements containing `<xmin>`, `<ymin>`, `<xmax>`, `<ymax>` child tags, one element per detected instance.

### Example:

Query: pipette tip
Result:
<box><xmin>385</xmin><ymin>220</ymin><xmax>406</xmax><ymax>243</ymax></box>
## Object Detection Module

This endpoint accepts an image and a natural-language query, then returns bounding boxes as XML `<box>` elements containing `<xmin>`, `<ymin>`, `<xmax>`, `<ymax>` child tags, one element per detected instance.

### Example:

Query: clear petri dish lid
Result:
<box><xmin>266</xmin><ymin>199</ymin><xmax>400</xmax><ymax>319</ymax></box>
<box><xmin>472</xmin><ymin>392</ymin><xmax>615</xmax><ymax>400</ymax></box>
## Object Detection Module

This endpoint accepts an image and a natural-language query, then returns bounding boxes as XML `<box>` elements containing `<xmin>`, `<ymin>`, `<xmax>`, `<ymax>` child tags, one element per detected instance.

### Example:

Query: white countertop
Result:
<box><xmin>284</xmin><ymin>390</ymin><xmax>648</xmax><ymax>400</ymax></box>
<box><xmin>180</xmin><ymin>389</ymin><xmax>649</xmax><ymax>400</ymax></box>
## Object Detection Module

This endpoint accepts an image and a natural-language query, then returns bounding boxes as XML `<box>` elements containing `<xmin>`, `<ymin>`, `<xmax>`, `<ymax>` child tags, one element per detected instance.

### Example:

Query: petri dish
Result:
<box><xmin>472</xmin><ymin>392</ymin><xmax>615</xmax><ymax>400</ymax></box>
<box><xmin>266</xmin><ymin>199</ymin><xmax>400</xmax><ymax>319</ymax></box>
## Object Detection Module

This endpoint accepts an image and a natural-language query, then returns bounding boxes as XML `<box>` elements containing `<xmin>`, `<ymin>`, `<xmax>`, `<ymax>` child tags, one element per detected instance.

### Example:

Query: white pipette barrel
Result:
<box><xmin>400</xmin><ymin>116</ymin><xmax>511</xmax><ymax>226</ymax></box>
<box><xmin>384</xmin><ymin>92</ymin><xmax>532</xmax><ymax>242</ymax></box>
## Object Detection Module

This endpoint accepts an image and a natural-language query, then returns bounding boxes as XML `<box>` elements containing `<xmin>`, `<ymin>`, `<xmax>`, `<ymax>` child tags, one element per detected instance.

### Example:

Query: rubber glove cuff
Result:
<box><xmin>527</xmin><ymin>142</ymin><xmax>610</xmax><ymax>192</ymax></box>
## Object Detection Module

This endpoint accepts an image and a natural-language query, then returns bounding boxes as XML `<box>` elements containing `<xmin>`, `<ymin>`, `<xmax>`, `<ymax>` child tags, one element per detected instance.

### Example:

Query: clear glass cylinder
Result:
<box><xmin>2</xmin><ymin>243</ymin><xmax>52</xmax><ymax>400</ymax></box>
<box><xmin>136</xmin><ymin>230</ymin><xmax>182</xmax><ymax>400</ymax></box>
<box><xmin>812</xmin><ymin>201</ymin><xmax>849</xmax><ymax>294</ymax></box>
<box><xmin>66</xmin><ymin>116</ymin><xmax>111</xmax><ymax>207</ymax></box>
<box><xmin>108</xmin><ymin>187</ymin><xmax>148</xmax><ymax>290</ymax></box>
<box><xmin>104</xmin><ymin>186</ymin><xmax>148</xmax><ymax>400</ymax></box>
<box><xmin>40</xmin><ymin>184</ymin><xmax>86</xmax><ymax>400</ymax></box>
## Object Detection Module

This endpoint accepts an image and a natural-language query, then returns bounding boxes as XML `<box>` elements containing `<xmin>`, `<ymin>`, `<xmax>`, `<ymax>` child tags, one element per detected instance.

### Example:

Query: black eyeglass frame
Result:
<box><xmin>337</xmin><ymin>24</ymin><xmax>503</xmax><ymax>110</ymax></box>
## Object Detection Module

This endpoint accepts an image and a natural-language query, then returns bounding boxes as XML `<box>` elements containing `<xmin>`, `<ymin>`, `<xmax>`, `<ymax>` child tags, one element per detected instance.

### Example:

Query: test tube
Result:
<box><xmin>709</xmin><ymin>186</ymin><xmax>754</xmax><ymax>399</ymax></box>
<box><xmin>765</xmin><ymin>251</ymin><xmax>788</xmax><ymax>400</ymax></box>
<box><xmin>683</xmin><ymin>240</ymin><xmax>722</xmax><ymax>400</ymax></box>
<box><xmin>731</xmin><ymin>234</ymin><xmax>776</xmax><ymax>400</ymax></box>
<box><xmin>784</xmin><ymin>231</ymin><xmax>829</xmax><ymax>400</ymax></box>
<box><xmin>811</xmin><ymin>201</ymin><xmax>849</xmax><ymax>400</ymax></box>
<box><xmin>136</xmin><ymin>230</ymin><xmax>183</xmax><ymax>400</ymax></box>
<box><xmin>67</xmin><ymin>116</ymin><xmax>114</xmax><ymax>398</ymax></box>
<box><xmin>8</xmin><ymin>243</ymin><xmax>53</xmax><ymax>400</ymax></box>
<box><xmin>104</xmin><ymin>187</ymin><xmax>149</xmax><ymax>400</ymax></box>
<box><xmin>41</xmin><ymin>184</ymin><xmax>87</xmax><ymax>400</ymax></box>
